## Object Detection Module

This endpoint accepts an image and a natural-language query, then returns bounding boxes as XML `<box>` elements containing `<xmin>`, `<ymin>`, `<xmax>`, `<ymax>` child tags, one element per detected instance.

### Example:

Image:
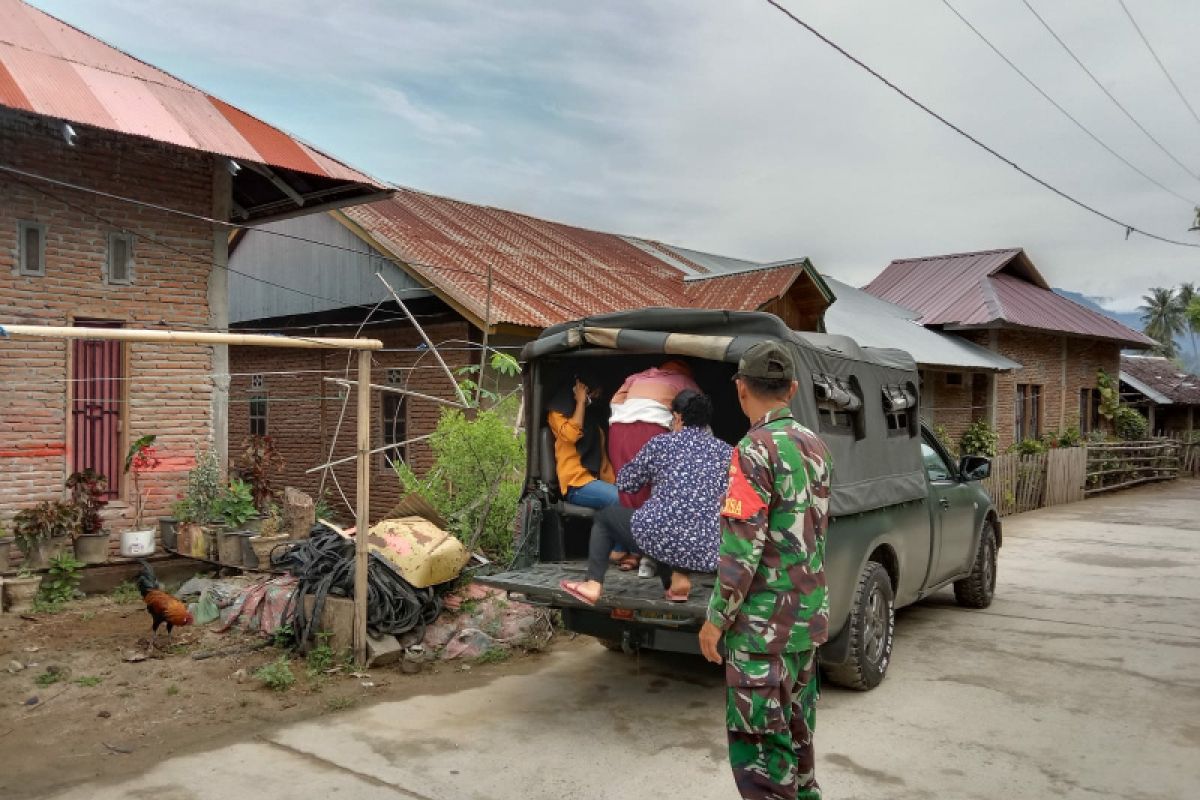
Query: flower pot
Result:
<box><xmin>248</xmin><ymin>534</ymin><xmax>287</xmax><ymax>571</ymax></box>
<box><xmin>0</xmin><ymin>538</ymin><xmax>13</xmax><ymax>574</ymax></box>
<box><xmin>3</xmin><ymin>575</ymin><xmax>41</xmax><ymax>614</ymax></box>
<box><xmin>203</xmin><ymin>523</ymin><xmax>225</xmax><ymax>561</ymax></box>
<box><xmin>243</xmin><ymin>515</ymin><xmax>265</xmax><ymax>534</ymax></box>
<box><xmin>159</xmin><ymin>517</ymin><xmax>179</xmax><ymax>552</ymax></box>
<box><xmin>218</xmin><ymin>529</ymin><xmax>251</xmax><ymax>566</ymax></box>
<box><xmin>119</xmin><ymin>529</ymin><xmax>156</xmax><ymax>559</ymax></box>
<box><xmin>177</xmin><ymin>522</ymin><xmax>204</xmax><ymax>559</ymax></box>
<box><xmin>21</xmin><ymin>540</ymin><xmax>55</xmax><ymax>571</ymax></box>
<box><xmin>74</xmin><ymin>532</ymin><xmax>110</xmax><ymax>565</ymax></box>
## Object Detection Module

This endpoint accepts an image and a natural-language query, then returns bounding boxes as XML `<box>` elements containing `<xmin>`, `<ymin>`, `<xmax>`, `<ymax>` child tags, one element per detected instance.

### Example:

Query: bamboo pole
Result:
<box><xmin>354</xmin><ymin>350</ymin><xmax>371</xmax><ymax>665</ymax></box>
<box><xmin>0</xmin><ymin>324</ymin><xmax>382</xmax><ymax>350</ymax></box>
<box><xmin>323</xmin><ymin>377</ymin><xmax>468</xmax><ymax>409</ymax></box>
<box><xmin>376</xmin><ymin>274</ymin><xmax>470</xmax><ymax>407</ymax></box>
<box><xmin>303</xmin><ymin>434</ymin><xmax>434</xmax><ymax>474</ymax></box>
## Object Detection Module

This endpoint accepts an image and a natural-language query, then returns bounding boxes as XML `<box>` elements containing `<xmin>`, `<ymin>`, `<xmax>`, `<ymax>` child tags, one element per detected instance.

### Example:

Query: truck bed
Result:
<box><xmin>479</xmin><ymin>561</ymin><xmax>714</xmax><ymax>620</ymax></box>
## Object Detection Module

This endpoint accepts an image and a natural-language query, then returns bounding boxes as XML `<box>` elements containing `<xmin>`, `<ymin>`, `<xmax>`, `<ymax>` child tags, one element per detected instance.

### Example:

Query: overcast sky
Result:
<box><xmin>34</xmin><ymin>0</ymin><xmax>1200</xmax><ymax>310</ymax></box>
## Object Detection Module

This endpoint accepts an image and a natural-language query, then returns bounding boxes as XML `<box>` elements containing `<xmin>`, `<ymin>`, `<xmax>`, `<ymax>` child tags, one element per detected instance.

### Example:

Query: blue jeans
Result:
<box><xmin>566</xmin><ymin>480</ymin><xmax>619</xmax><ymax>509</ymax></box>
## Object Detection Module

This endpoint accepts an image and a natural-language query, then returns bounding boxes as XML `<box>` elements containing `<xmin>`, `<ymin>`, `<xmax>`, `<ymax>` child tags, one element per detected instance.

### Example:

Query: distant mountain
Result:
<box><xmin>1054</xmin><ymin>288</ymin><xmax>1198</xmax><ymax>370</ymax></box>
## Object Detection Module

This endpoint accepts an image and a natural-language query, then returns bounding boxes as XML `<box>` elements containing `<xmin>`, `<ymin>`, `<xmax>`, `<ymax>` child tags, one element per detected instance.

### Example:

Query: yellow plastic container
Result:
<box><xmin>367</xmin><ymin>517</ymin><xmax>469</xmax><ymax>589</ymax></box>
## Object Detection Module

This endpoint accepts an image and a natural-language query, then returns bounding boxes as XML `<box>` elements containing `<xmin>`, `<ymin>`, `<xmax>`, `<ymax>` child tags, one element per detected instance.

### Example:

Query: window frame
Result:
<box><xmin>105</xmin><ymin>232</ymin><xmax>135</xmax><ymax>285</ymax></box>
<box><xmin>380</xmin><ymin>394</ymin><xmax>408</xmax><ymax>469</ymax></box>
<box><xmin>17</xmin><ymin>220</ymin><xmax>47</xmax><ymax>276</ymax></box>
<box><xmin>920</xmin><ymin>439</ymin><xmax>955</xmax><ymax>483</ymax></box>
<box><xmin>249</xmin><ymin>396</ymin><xmax>268</xmax><ymax>437</ymax></box>
<box><xmin>944</xmin><ymin>372</ymin><xmax>964</xmax><ymax>387</ymax></box>
<box><xmin>1015</xmin><ymin>383</ymin><xmax>1043</xmax><ymax>441</ymax></box>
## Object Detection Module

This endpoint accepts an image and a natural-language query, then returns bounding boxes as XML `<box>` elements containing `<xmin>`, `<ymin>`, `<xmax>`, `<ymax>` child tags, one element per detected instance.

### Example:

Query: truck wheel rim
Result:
<box><xmin>983</xmin><ymin>539</ymin><xmax>995</xmax><ymax>592</ymax></box>
<box><xmin>865</xmin><ymin>587</ymin><xmax>889</xmax><ymax>663</ymax></box>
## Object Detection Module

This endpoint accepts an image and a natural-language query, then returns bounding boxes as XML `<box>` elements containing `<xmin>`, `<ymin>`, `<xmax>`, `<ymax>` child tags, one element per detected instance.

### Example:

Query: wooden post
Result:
<box><xmin>354</xmin><ymin>349</ymin><xmax>372</xmax><ymax>665</ymax></box>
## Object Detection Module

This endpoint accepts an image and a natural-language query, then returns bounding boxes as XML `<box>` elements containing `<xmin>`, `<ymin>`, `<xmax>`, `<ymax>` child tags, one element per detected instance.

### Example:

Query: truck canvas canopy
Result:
<box><xmin>525</xmin><ymin>309</ymin><xmax>927</xmax><ymax>517</ymax></box>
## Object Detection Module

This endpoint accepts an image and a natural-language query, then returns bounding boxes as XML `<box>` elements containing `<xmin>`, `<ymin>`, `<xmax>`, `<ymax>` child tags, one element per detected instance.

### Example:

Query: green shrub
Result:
<box><xmin>38</xmin><ymin>552</ymin><xmax>85</xmax><ymax>609</ymax></box>
<box><xmin>173</xmin><ymin>449</ymin><xmax>222</xmax><ymax>524</ymax></box>
<box><xmin>931</xmin><ymin>423</ymin><xmax>958</xmax><ymax>458</ymax></box>
<box><xmin>1113</xmin><ymin>406</ymin><xmax>1148</xmax><ymax>441</ymax></box>
<box><xmin>1008</xmin><ymin>438</ymin><xmax>1047</xmax><ymax>456</ymax></box>
<box><xmin>213</xmin><ymin>478</ymin><xmax>257</xmax><ymax>528</ymax></box>
<box><xmin>397</xmin><ymin>397</ymin><xmax>525</xmax><ymax>563</ymax></box>
<box><xmin>255</xmin><ymin>657</ymin><xmax>296</xmax><ymax>692</ymax></box>
<box><xmin>959</xmin><ymin>420</ymin><xmax>999</xmax><ymax>457</ymax></box>
<box><xmin>110</xmin><ymin>580</ymin><xmax>140</xmax><ymax>605</ymax></box>
<box><xmin>306</xmin><ymin>633</ymin><xmax>336</xmax><ymax>679</ymax></box>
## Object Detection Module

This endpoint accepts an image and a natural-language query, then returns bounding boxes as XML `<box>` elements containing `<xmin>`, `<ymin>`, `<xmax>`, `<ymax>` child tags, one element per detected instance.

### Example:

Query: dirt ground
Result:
<box><xmin>0</xmin><ymin>590</ymin><xmax>555</xmax><ymax>799</ymax></box>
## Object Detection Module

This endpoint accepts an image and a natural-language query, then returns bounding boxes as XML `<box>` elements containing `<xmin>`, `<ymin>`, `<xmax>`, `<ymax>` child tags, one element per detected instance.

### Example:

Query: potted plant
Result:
<box><xmin>172</xmin><ymin>448</ymin><xmax>221</xmax><ymax>560</ymax></box>
<box><xmin>118</xmin><ymin>435</ymin><xmax>160</xmax><ymax>558</ymax></box>
<box><xmin>236</xmin><ymin>436</ymin><xmax>284</xmax><ymax>522</ymax></box>
<box><xmin>214</xmin><ymin>477</ymin><xmax>258</xmax><ymax>564</ymax></box>
<box><xmin>66</xmin><ymin>468</ymin><xmax>110</xmax><ymax>565</ymax></box>
<box><xmin>12</xmin><ymin>501</ymin><xmax>80</xmax><ymax>570</ymax></box>
<box><xmin>3</xmin><ymin>568</ymin><xmax>41</xmax><ymax>613</ymax></box>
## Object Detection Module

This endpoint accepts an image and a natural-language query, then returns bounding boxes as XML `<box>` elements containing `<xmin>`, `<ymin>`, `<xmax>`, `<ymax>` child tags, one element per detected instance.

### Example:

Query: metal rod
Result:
<box><xmin>303</xmin><ymin>434</ymin><xmax>434</xmax><ymax>474</ymax></box>
<box><xmin>376</xmin><ymin>273</ymin><xmax>469</xmax><ymax>406</ymax></box>
<box><xmin>323</xmin><ymin>377</ymin><xmax>468</xmax><ymax>409</ymax></box>
<box><xmin>478</xmin><ymin>262</ymin><xmax>493</xmax><ymax>406</ymax></box>
<box><xmin>0</xmin><ymin>324</ymin><xmax>382</xmax><ymax>350</ymax></box>
<box><xmin>354</xmin><ymin>349</ymin><xmax>371</xmax><ymax>665</ymax></box>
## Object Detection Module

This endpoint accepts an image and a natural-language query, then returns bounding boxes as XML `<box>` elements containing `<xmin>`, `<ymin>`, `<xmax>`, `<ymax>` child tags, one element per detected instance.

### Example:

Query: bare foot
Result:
<box><xmin>560</xmin><ymin>579</ymin><xmax>603</xmax><ymax>605</ymax></box>
<box><xmin>668</xmin><ymin>573</ymin><xmax>691</xmax><ymax>598</ymax></box>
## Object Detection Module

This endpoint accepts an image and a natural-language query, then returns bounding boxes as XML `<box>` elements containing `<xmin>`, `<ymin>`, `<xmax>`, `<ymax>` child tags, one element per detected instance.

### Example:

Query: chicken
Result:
<box><xmin>136</xmin><ymin>560</ymin><xmax>194</xmax><ymax>645</ymax></box>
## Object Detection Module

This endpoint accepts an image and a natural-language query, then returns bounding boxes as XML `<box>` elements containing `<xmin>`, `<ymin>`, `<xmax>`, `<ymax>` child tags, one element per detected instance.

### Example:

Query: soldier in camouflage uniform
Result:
<box><xmin>698</xmin><ymin>341</ymin><xmax>832</xmax><ymax>800</ymax></box>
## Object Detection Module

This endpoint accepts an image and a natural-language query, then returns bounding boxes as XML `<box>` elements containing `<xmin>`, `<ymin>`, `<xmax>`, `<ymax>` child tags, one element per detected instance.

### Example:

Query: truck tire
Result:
<box><xmin>823</xmin><ymin>561</ymin><xmax>894</xmax><ymax>691</ymax></box>
<box><xmin>954</xmin><ymin>521</ymin><xmax>997</xmax><ymax>609</ymax></box>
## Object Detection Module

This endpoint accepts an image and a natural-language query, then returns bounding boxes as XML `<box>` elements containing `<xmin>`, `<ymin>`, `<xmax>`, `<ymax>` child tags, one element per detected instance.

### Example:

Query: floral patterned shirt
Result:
<box><xmin>615</xmin><ymin>426</ymin><xmax>733</xmax><ymax>572</ymax></box>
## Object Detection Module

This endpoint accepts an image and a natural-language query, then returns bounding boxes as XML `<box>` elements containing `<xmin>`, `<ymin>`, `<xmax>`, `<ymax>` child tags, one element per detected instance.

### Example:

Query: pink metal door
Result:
<box><xmin>71</xmin><ymin>322</ymin><xmax>123</xmax><ymax>498</ymax></box>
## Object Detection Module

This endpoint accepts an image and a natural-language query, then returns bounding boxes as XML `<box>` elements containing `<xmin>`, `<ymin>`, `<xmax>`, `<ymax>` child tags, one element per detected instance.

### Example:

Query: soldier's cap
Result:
<box><xmin>735</xmin><ymin>341</ymin><xmax>796</xmax><ymax>381</ymax></box>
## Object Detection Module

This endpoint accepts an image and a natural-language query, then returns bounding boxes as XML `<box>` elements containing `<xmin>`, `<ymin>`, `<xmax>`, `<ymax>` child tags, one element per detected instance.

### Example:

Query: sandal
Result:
<box><xmin>617</xmin><ymin>555</ymin><xmax>640</xmax><ymax>571</ymax></box>
<box><xmin>560</xmin><ymin>579</ymin><xmax>600</xmax><ymax>606</ymax></box>
<box><xmin>664</xmin><ymin>588</ymin><xmax>690</xmax><ymax>603</ymax></box>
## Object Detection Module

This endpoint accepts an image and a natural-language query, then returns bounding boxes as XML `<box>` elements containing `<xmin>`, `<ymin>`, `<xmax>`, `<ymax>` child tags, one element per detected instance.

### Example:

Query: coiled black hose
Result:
<box><xmin>272</xmin><ymin>524</ymin><xmax>443</xmax><ymax>647</ymax></box>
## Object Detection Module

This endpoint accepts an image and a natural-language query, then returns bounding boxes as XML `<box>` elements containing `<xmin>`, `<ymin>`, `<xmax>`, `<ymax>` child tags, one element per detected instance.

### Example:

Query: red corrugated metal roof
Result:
<box><xmin>864</xmin><ymin>248</ymin><xmax>1154</xmax><ymax>347</ymax></box>
<box><xmin>1120</xmin><ymin>355</ymin><xmax>1200</xmax><ymax>405</ymax></box>
<box><xmin>0</xmin><ymin>0</ymin><xmax>383</xmax><ymax>188</ymax></box>
<box><xmin>340</xmin><ymin>188</ymin><xmax>818</xmax><ymax>329</ymax></box>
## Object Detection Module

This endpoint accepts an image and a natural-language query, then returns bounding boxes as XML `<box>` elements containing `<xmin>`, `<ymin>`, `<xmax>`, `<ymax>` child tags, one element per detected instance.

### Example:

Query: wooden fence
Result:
<box><xmin>1085</xmin><ymin>440</ymin><xmax>1184</xmax><ymax>495</ymax></box>
<box><xmin>1183</xmin><ymin>443</ymin><xmax>1200</xmax><ymax>477</ymax></box>
<box><xmin>979</xmin><ymin>448</ymin><xmax>1086</xmax><ymax>516</ymax></box>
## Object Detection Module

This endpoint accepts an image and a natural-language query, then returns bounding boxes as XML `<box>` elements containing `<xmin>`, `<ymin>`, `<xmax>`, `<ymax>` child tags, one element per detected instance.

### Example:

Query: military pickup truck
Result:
<box><xmin>481</xmin><ymin>309</ymin><xmax>999</xmax><ymax>690</ymax></box>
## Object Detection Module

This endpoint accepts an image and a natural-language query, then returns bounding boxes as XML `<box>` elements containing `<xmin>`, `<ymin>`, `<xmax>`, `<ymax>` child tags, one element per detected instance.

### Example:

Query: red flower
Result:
<box><xmin>132</xmin><ymin>446</ymin><xmax>162</xmax><ymax>474</ymax></box>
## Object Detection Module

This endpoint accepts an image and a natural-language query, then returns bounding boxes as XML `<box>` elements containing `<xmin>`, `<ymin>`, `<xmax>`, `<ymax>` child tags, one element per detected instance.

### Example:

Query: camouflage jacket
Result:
<box><xmin>706</xmin><ymin>407</ymin><xmax>832</xmax><ymax>654</ymax></box>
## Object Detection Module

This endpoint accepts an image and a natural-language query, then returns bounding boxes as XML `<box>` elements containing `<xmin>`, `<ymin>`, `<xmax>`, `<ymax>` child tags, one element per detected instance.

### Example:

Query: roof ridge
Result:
<box><xmin>682</xmin><ymin>262</ymin><xmax>806</xmax><ymax>282</ymax></box>
<box><xmin>889</xmin><ymin>247</ymin><xmax>1022</xmax><ymax>265</ymax></box>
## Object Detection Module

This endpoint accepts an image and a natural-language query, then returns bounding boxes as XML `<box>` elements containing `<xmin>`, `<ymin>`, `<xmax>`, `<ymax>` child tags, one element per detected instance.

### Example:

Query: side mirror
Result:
<box><xmin>958</xmin><ymin>455</ymin><xmax>991</xmax><ymax>481</ymax></box>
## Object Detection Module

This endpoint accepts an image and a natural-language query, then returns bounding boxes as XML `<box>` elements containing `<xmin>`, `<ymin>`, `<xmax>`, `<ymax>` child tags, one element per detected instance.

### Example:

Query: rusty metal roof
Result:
<box><xmin>864</xmin><ymin>248</ymin><xmax>1155</xmax><ymax>347</ymax></box>
<box><xmin>1120</xmin><ymin>355</ymin><xmax>1200</xmax><ymax>405</ymax></box>
<box><xmin>0</xmin><ymin>0</ymin><xmax>387</xmax><ymax>218</ymax></box>
<box><xmin>338</xmin><ymin>188</ymin><xmax>828</xmax><ymax>330</ymax></box>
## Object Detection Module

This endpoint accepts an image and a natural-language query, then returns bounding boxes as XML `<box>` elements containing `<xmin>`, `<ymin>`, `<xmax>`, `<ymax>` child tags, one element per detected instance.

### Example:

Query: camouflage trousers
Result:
<box><xmin>725</xmin><ymin>648</ymin><xmax>820</xmax><ymax>800</ymax></box>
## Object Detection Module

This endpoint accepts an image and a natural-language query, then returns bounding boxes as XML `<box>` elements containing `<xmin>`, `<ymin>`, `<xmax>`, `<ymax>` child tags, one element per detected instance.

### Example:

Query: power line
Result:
<box><xmin>1019</xmin><ymin>0</ymin><xmax>1200</xmax><ymax>185</ymax></box>
<box><xmin>940</xmin><ymin>0</ymin><xmax>1198</xmax><ymax>207</ymax></box>
<box><xmin>1115</xmin><ymin>0</ymin><xmax>1200</xmax><ymax>134</ymax></box>
<box><xmin>759</xmin><ymin>0</ymin><xmax>1200</xmax><ymax>249</ymax></box>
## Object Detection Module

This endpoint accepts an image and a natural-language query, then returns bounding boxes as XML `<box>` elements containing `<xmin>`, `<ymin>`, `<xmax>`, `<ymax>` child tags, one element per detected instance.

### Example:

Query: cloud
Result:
<box><xmin>366</xmin><ymin>86</ymin><xmax>480</xmax><ymax>140</ymax></box>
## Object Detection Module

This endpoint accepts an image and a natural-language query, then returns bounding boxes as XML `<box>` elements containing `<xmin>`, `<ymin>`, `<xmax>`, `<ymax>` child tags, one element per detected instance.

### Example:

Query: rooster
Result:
<box><xmin>136</xmin><ymin>560</ymin><xmax>194</xmax><ymax>645</ymax></box>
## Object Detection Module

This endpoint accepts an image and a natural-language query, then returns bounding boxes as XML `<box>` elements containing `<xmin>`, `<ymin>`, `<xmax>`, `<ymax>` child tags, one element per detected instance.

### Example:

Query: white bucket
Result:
<box><xmin>119</xmin><ymin>529</ymin><xmax>157</xmax><ymax>558</ymax></box>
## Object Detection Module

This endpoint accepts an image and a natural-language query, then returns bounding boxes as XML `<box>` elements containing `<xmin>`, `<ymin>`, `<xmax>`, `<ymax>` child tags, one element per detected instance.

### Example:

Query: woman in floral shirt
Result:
<box><xmin>560</xmin><ymin>390</ymin><xmax>732</xmax><ymax>604</ymax></box>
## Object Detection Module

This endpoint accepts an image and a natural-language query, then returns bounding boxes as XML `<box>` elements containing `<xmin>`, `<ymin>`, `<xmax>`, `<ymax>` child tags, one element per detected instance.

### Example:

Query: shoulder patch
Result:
<box><xmin>721</xmin><ymin>450</ymin><xmax>767</xmax><ymax>521</ymax></box>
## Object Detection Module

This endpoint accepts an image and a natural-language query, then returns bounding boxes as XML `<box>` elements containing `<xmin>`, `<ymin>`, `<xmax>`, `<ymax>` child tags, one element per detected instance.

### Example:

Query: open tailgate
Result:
<box><xmin>478</xmin><ymin>563</ymin><xmax>713</xmax><ymax>621</ymax></box>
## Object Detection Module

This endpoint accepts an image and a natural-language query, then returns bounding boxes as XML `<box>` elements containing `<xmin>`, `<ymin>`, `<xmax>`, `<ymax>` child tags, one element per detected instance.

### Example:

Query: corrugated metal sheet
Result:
<box><xmin>0</xmin><ymin>0</ymin><xmax>382</xmax><ymax>188</ymax></box>
<box><xmin>864</xmin><ymin>248</ymin><xmax>1155</xmax><ymax>347</ymax></box>
<box><xmin>338</xmin><ymin>188</ymin><xmax>820</xmax><ymax>330</ymax></box>
<box><xmin>1120</xmin><ymin>355</ymin><xmax>1200</xmax><ymax>405</ymax></box>
<box><xmin>822</xmin><ymin>276</ymin><xmax>1018</xmax><ymax>371</ymax></box>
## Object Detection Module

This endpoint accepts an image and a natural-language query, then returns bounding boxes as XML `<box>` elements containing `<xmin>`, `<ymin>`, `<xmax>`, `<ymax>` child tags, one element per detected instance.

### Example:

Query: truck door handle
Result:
<box><xmin>939</xmin><ymin>498</ymin><xmax>951</xmax><ymax>510</ymax></box>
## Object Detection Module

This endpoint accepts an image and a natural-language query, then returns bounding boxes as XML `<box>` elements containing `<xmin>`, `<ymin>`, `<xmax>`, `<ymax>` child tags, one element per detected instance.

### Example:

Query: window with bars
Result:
<box><xmin>106</xmin><ymin>232</ymin><xmax>134</xmax><ymax>284</ymax></box>
<box><xmin>249</xmin><ymin>396</ymin><xmax>268</xmax><ymax>436</ymax></box>
<box><xmin>381</xmin><ymin>395</ymin><xmax>407</xmax><ymax>468</ymax></box>
<box><xmin>18</xmin><ymin>221</ymin><xmax>46</xmax><ymax>276</ymax></box>
<box><xmin>70</xmin><ymin>320</ymin><xmax>123</xmax><ymax>498</ymax></box>
<box><xmin>1016</xmin><ymin>383</ymin><xmax>1042</xmax><ymax>441</ymax></box>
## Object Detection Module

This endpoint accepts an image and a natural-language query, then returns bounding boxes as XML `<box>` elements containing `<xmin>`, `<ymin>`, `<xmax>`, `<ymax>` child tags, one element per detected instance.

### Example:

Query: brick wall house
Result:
<box><xmin>227</xmin><ymin>189</ymin><xmax>836</xmax><ymax>519</ymax></box>
<box><xmin>1119</xmin><ymin>355</ymin><xmax>1199</xmax><ymax>438</ymax></box>
<box><xmin>0</xmin><ymin>1</ymin><xmax>385</xmax><ymax>561</ymax></box>
<box><xmin>865</xmin><ymin>248</ymin><xmax>1154</xmax><ymax>451</ymax></box>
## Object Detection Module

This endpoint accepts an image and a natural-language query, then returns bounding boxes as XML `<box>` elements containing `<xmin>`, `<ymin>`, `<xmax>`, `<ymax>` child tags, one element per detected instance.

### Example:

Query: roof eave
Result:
<box><xmin>1119</xmin><ymin>371</ymin><xmax>1174</xmax><ymax>405</ymax></box>
<box><xmin>940</xmin><ymin>321</ymin><xmax>1155</xmax><ymax>348</ymax></box>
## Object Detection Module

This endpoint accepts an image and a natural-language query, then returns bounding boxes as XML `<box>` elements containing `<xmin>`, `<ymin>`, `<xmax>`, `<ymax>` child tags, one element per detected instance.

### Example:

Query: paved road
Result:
<box><xmin>47</xmin><ymin>480</ymin><xmax>1200</xmax><ymax>800</ymax></box>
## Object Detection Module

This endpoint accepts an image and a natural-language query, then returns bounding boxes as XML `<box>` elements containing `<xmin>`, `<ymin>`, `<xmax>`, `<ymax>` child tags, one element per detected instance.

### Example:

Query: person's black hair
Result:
<box><xmin>671</xmin><ymin>389</ymin><xmax>713</xmax><ymax>428</ymax></box>
<box><xmin>572</xmin><ymin>368</ymin><xmax>601</xmax><ymax>393</ymax></box>
<box><xmin>739</xmin><ymin>375</ymin><xmax>793</xmax><ymax>401</ymax></box>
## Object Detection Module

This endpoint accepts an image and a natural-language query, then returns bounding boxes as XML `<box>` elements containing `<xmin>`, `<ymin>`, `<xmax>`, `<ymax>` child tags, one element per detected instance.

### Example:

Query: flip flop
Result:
<box><xmin>617</xmin><ymin>555</ymin><xmax>640</xmax><ymax>571</ymax></box>
<box><xmin>664</xmin><ymin>589</ymin><xmax>690</xmax><ymax>603</ymax></box>
<box><xmin>560</xmin><ymin>579</ymin><xmax>599</xmax><ymax>606</ymax></box>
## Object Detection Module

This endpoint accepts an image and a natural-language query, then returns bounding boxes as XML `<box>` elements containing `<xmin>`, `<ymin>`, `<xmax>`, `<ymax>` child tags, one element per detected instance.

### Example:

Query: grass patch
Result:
<box><xmin>31</xmin><ymin>597</ymin><xmax>65</xmax><ymax>614</ymax></box>
<box><xmin>74</xmin><ymin>675</ymin><xmax>103</xmax><ymax>687</ymax></box>
<box><xmin>271</xmin><ymin>624</ymin><xmax>295</xmax><ymax>650</ymax></box>
<box><xmin>166</xmin><ymin>684</ymin><xmax>180</xmax><ymax>696</ymax></box>
<box><xmin>306</xmin><ymin>633</ymin><xmax>336</xmax><ymax>679</ymax></box>
<box><xmin>324</xmin><ymin>695</ymin><xmax>356</xmax><ymax>713</ymax></box>
<box><xmin>34</xmin><ymin>668</ymin><xmax>64</xmax><ymax>687</ymax></box>
<box><xmin>255</xmin><ymin>657</ymin><xmax>296</xmax><ymax>692</ymax></box>
<box><xmin>473</xmin><ymin>647</ymin><xmax>511</xmax><ymax>665</ymax></box>
<box><xmin>110</xmin><ymin>581</ymin><xmax>140</xmax><ymax>605</ymax></box>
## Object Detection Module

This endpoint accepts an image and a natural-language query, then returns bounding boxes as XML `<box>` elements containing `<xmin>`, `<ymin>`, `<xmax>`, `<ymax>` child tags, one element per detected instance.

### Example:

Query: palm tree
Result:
<box><xmin>1139</xmin><ymin>287</ymin><xmax>1184</xmax><ymax>358</ymax></box>
<box><xmin>1178</xmin><ymin>282</ymin><xmax>1199</xmax><ymax>365</ymax></box>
